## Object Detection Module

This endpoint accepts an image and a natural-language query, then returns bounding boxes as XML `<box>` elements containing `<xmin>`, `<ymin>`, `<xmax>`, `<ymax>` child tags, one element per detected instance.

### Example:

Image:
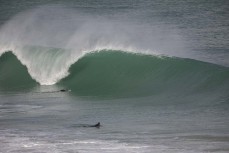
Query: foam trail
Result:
<box><xmin>0</xmin><ymin>5</ymin><xmax>186</xmax><ymax>85</ymax></box>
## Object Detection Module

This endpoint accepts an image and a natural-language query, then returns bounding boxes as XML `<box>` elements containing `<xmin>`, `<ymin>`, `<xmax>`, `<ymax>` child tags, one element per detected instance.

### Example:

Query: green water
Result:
<box><xmin>0</xmin><ymin>0</ymin><xmax>229</xmax><ymax>152</ymax></box>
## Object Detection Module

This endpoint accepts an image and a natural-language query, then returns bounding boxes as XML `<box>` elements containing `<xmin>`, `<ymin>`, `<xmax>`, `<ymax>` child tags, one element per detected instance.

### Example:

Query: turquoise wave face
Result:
<box><xmin>59</xmin><ymin>50</ymin><xmax>229</xmax><ymax>98</ymax></box>
<box><xmin>1</xmin><ymin>50</ymin><xmax>229</xmax><ymax>98</ymax></box>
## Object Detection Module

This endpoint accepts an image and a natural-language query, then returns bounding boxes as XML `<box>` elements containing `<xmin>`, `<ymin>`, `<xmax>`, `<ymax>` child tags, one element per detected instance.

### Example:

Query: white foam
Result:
<box><xmin>0</xmin><ymin>131</ymin><xmax>153</xmax><ymax>153</ymax></box>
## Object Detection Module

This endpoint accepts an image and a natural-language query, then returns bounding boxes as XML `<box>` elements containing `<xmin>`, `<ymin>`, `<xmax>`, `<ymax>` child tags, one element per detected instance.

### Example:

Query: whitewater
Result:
<box><xmin>0</xmin><ymin>1</ymin><xmax>229</xmax><ymax>153</ymax></box>
<box><xmin>0</xmin><ymin>4</ymin><xmax>228</xmax><ymax>86</ymax></box>
<box><xmin>0</xmin><ymin>4</ymin><xmax>207</xmax><ymax>86</ymax></box>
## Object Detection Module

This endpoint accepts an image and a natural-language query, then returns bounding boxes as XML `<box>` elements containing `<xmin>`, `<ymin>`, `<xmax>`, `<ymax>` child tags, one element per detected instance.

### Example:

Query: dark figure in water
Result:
<box><xmin>60</xmin><ymin>89</ymin><xmax>71</xmax><ymax>92</ymax></box>
<box><xmin>72</xmin><ymin>122</ymin><xmax>101</xmax><ymax>128</ymax></box>
<box><xmin>90</xmin><ymin>122</ymin><xmax>100</xmax><ymax>128</ymax></box>
<box><xmin>86</xmin><ymin>122</ymin><xmax>101</xmax><ymax>128</ymax></box>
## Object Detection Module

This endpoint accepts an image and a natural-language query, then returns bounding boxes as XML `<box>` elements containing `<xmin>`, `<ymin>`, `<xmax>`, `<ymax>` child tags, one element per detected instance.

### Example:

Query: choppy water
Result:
<box><xmin>0</xmin><ymin>0</ymin><xmax>229</xmax><ymax>152</ymax></box>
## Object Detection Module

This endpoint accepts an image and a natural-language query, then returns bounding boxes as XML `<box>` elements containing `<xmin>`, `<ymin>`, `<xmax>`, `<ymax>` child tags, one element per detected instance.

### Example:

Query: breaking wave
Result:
<box><xmin>0</xmin><ymin>49</ymin><xmax>228</xmax><ymax>98</ymax></box>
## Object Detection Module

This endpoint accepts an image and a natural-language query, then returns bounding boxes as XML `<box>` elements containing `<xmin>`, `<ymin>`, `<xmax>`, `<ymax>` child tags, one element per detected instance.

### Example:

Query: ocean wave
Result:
<box><xmin>0</xmin><ymin>50</ymin><xmax>228</xmax><ymax>98</ymax></box>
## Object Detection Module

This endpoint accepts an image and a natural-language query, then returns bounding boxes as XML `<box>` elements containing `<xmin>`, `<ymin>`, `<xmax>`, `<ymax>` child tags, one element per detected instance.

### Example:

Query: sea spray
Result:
<box><xmin>0</xmin><ymin>5</ymin><xmax>186</xmax><ymax>85</ymax></box>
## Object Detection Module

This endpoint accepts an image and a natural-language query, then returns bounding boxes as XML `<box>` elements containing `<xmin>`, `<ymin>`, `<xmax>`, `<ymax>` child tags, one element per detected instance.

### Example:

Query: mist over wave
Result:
<box><xmin>0</xmin><ymin>5</ymin><xmax>228</xmax><ymax>98</ymax></box>
<box><xmin>0</xmin><ymin>5</ymin><xmax>187</xmax><ymax>85</ymax></box>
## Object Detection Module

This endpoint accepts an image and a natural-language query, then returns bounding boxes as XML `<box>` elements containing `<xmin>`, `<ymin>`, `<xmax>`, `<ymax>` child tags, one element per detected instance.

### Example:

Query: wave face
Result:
<box><xmin>1</xmin><ymin>50</ymin><xmax>229</xmax><ymax>98</ymax></box>
<box><xmin>59</xmin><ymin>50</ymin><xmax>229</xmax><ymax>98</ymax></box>
<box><xmin>0</xmin><ymin>52</ymin><xmax>37</xmax><ymax>91</ymax></box>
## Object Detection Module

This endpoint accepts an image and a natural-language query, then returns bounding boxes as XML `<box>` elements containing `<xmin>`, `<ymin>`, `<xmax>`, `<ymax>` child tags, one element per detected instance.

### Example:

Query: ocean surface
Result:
<box><xmin>0</xmin><ymin>0</ymin><xmax>229</xmax><ymax>152</ymax></box>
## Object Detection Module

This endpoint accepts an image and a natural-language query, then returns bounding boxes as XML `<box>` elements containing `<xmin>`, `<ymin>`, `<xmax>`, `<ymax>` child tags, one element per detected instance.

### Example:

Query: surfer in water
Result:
<box><xmin>59</xmin><ymin>89</ymin><xmax>71</xmax><ymax>92</ymax></box>
<box><xmin>90</xmin><ymin>122</ymin><xmax>100</xmax><ymax>128</ymax></box>
<box><xmin>71</xmin><ymin>122</ymin><xmax>101</xmax><ymax>128</ymax></box>
<box><xmin>39</xmin><ymin>89</ymin><xmax>71</xmax><ymax>93</ymax></box>
<box><xmin>83</xmin><ymin>122</ymin><xmax>101</xmax><ymax>128</ymax></box>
